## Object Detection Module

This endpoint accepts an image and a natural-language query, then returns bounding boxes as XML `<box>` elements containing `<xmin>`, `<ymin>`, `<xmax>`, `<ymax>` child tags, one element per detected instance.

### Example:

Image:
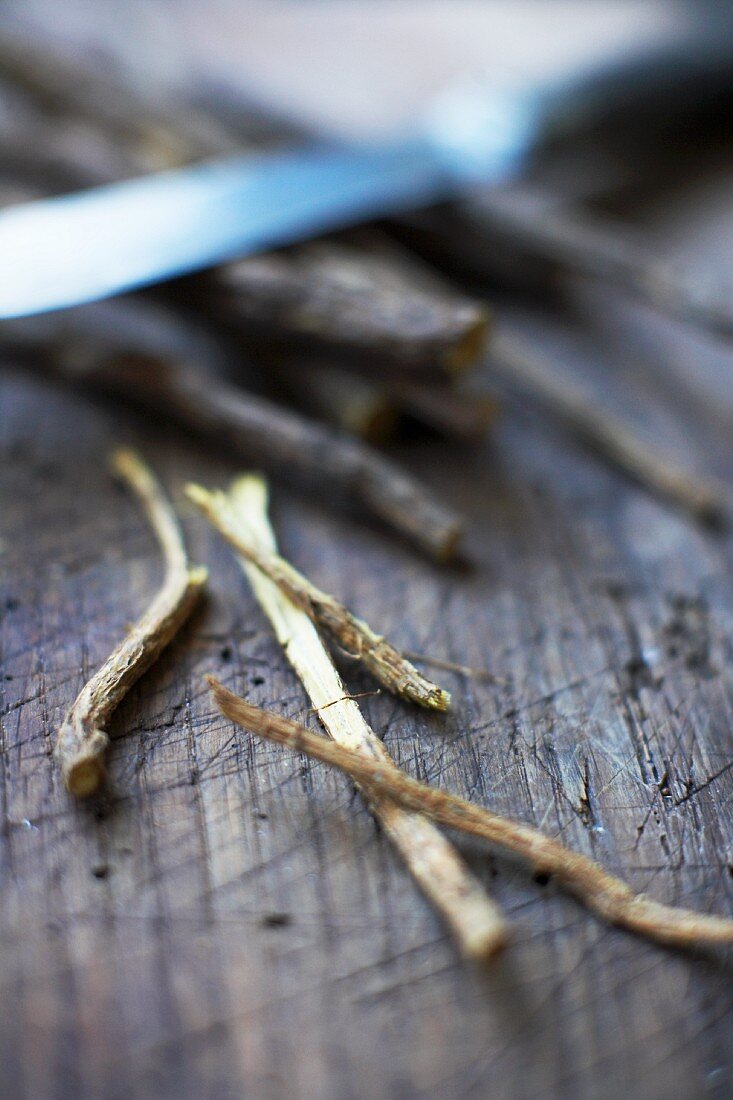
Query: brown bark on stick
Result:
<box><xmin>0</xmin><ymin>25</ymin><xmax>238</xmax><ymax>171</ymax></box>
<box><xmin>460</xmin><ymin>190</ymin><xmax>733</xmax><ymax>341</ymax></box>
<box><xmin>209</xmin><ymin>680</ymin><xmax>733</xmax><ymax>952</ymax></box>
<box><xmin>394</xmin><ymin>189</ymin><xmax>733</xmax><ymax>342</ymax></box>
<box><xmin>0</xmin><ymin>76</ymin><xmax>136</xmax><ymax>190</ymax></box>
<box><xmin>266</xmin><ymin>356</ymin><xmax>400</xmax><ymax>443</ymax></box>
<box><xmin>3</xmin><ymin>26</ymin><xmax>732</xmax><ymax>347</ymax></box>
<box><xmin>194</xmin><ymin>243</ymin><xmax>489</xmax><ymax>375</ymax></box>
<box><xmin>389</xmin><ymin>376</ymin><xmax>500</xmax><ymax>442</ymax></box>
<box><xmin>29</xmin><ymin>344</ymin><xmax>463</xmax><ymax>560</ymax></box>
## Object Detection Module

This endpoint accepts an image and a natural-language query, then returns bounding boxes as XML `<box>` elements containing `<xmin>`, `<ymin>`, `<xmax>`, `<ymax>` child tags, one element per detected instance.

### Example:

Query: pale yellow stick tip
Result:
<box><xmin>184</xmin><ymin>482</ymin><xmax>212</xmax><ymax>506</ymax></box>
<box><xmin>109</xmin><ymin>447</ymin><xmax>143</xmax><ymax>477</ymax></box>
<box><xmin>64</xmin><ymin>757</ymin><xmax>106</xmax><ymax>799</ymax></box>
<box><xmin>188</xmin><ymin>565</ymin><xmax>210</xmax><ymax>586</ymax></box>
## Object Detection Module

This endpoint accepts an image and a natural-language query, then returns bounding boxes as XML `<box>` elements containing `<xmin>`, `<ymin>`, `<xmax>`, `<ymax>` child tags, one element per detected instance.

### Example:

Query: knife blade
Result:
<box><xmin>0</xmin><ymin>10</ymin><xmax>729</xmax><ymax>320</ymax></box>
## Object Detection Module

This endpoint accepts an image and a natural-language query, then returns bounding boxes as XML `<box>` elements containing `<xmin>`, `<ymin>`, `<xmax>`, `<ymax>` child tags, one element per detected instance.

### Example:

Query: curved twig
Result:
<box><xmin>208</xmin><ymin>679</ymin><xmax>733</xmax><ymax>952</ymax></box>
<box><xmin>56</xmin><ymin>450</ymin><xmax>207</xmax><ymax>797</ymax></box>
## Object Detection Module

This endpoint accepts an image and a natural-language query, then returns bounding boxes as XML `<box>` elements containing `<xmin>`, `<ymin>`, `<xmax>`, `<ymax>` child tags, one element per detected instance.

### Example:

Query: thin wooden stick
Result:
<box><xmin>492</xmin><ymin>332</ymin><xmax>728</xmax><ymax>528</ymax></box>
<box><xmin>186</xmin><ymin>481</ymin><xmax>450</xmax><ymax>710</ymax></box>
<box><xmin>209</xmin><ymin>679</ymin><xmax>733</xmax><ymax>952</ymax></box>
<box><xmin>389</xmin><ymin>377</ymin><xmax>500</xmax><ymax>443</ymax></box>
<box><xmin>26</xmin><ymin>346</ymin><xmax>463</xmax><ymax>561</ymax></box>
<box><xmin>460</xmin><ymin>190</ymin><xmax>733</xmax><ymax>342</ymax></box>
<box><xmin>217</xmin><ymin>474</ymin><xmax>506</xmax><ymax>959</ymax></box>
<box><xmin>55</xmin><ymin>449</ymin><xmax>207</xmax><ymax>797</ymax></box>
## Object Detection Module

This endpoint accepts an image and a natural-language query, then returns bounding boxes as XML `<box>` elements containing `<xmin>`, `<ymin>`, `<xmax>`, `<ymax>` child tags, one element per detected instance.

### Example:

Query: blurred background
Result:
<box><xmin>2</xmin><ymin>0</ymin><xmax>733</xmax><ymax>498</ymax></box>
<box><xmin>4</xmin><ymin>1</ymin><xmax>730</xmax><ymax>490</ymax></box>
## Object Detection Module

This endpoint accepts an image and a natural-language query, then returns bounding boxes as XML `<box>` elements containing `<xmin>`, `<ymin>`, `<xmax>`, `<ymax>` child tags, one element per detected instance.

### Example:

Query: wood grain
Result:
<box><xmin>3</xmin><ymin>290</ymin><xmax>733</xmax><ymax>1099</ymax></box>
<box><xmin>1</xmin><ymin>8</ymin><xmax>733</xmax><ymax>1100</ymax></box>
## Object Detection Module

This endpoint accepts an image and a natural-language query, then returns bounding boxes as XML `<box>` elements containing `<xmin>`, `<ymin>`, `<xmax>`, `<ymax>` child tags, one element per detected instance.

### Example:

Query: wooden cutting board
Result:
<box><xmin>1</xmin><ymin>4</ymin><xmax>733</xmax><ymax>1099</ymax></box>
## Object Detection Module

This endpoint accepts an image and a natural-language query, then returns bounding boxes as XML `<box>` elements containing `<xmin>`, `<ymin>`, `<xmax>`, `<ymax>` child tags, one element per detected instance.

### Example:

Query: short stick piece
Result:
<box><xmin>56</xmin><ymin>449</ymin><xmax>207</xmax><ymax>796</ymax></box>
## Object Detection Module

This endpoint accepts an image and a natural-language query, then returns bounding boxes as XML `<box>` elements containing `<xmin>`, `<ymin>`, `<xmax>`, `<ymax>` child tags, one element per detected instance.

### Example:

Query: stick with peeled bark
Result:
<box><xmin>209</xmin><ymin>680</ymin><xmax>733</xmax><ymax>952</ymax></box>
<box><xmin>186</xmin><ymin>479</ymin><xmax>451</xmax><ymax>710</ymax></box>
<box><xmin>56</xmin><ymin>450</ymin><xmax>207</xmax><ymax>797</ymax></box>
<box><xmin>213</xmin><ymin>475</ymin><xmax>506</xmax><ymax>959</ymax></box>
<box><xmin>28</xmin><ymin>343</ymin><xmax>463</xmax><ymax>560</ymax></box>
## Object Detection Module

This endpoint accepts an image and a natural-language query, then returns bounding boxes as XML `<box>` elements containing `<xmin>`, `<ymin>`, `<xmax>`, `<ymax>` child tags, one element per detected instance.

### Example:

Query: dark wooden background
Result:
<box><xmin>2</xmin><ymin>5</ymin><xmax>733</xmax><ymax>1099</ymax></box>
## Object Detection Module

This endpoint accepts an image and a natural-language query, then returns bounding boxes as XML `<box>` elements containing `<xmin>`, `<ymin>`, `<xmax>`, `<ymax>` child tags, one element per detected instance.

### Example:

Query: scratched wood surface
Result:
<box><xmin>3</xmin><ymin>10</ymin><xmax>733</xmax><ymax>1100</ymax></box>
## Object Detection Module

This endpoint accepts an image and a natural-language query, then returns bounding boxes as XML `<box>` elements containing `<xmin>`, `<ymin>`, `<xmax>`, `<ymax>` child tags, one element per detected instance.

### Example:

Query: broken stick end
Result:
<box><xmin>432</xmin><ymin>520</ymin><xmax>464</xmax><ymax>565</ymax></box>
<box><xmin>229</xmin><ymin>472</ymin><xmax>268</xmax><ymax>506</ymax></box>
<box><xmin>208</xmin><ymin>676</ymin><xmax>248</xmax><ymax>731</ymax></box>
<box><xmin>433</xmin><ymin>688</ymin><xmax>452</xmax><ymax>712</ymax></box>
<box><xmin>109</xmin><ymin>446</ymin><xmax>145</xmax><ymax>480</ymax></box>
<box><xmin>462</xmin><ymin>918</ymin><xmax>509</xmax><ymax>962</ymax></box>
<box><xmin>187</xmin><ymin>565</ymin><xmax>210</xmax><ymax>587</ymax></box>
<box><xmin>414</xmin><ymin>685</ymin><xmax>451</xmax><ymax>712</ymax></box>
<box><xmin>445</xmin><ymin>308</ymin><xmax>491</xmax><ymax>375</ymax></box>
<box><xmin>58</xmin><ymin>723</ymin><xmax>110</xmax><ymax>798</ymax></box>
<box><xmin>65</xmin><ymin>757</ymin><xmax>106</xmax><ymax>799</ymax></box>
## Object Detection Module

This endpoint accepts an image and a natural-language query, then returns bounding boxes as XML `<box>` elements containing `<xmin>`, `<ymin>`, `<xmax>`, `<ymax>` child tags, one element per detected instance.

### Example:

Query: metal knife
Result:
<box><xmin>0</xmin><ymin>11</ymin><xmax>730</xmax><ymax>320</ymax></box>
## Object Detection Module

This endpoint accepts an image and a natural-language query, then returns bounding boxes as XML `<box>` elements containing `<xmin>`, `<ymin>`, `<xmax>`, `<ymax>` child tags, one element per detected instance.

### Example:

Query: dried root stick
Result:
<box><xmin>209</xmin><ymin>680</ymin><xmax>733</xmax><ymax>953</ymax></box>
<box><xmin>38</xmin><ymin>348</ymin><xmax>464</xmax><ymax>562</ymax></box>
<box><xmin>214</xmin><ymin>474</ymin><xmax>506</xmax><ymax>959</ymax></box>
<box><xmin>56</xmin><ymin>449</ymin><xmax>207</xmax><ymax>797</ymax></box>
<box><xmin>492</xmin><ymin>333</ymin><xmax>728</xmax><ymax>528</ymax></box>
<box><xmin>186</xmin><ymin>481</ymin><xmax>450</xmax><ymax>711</ymax></box>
